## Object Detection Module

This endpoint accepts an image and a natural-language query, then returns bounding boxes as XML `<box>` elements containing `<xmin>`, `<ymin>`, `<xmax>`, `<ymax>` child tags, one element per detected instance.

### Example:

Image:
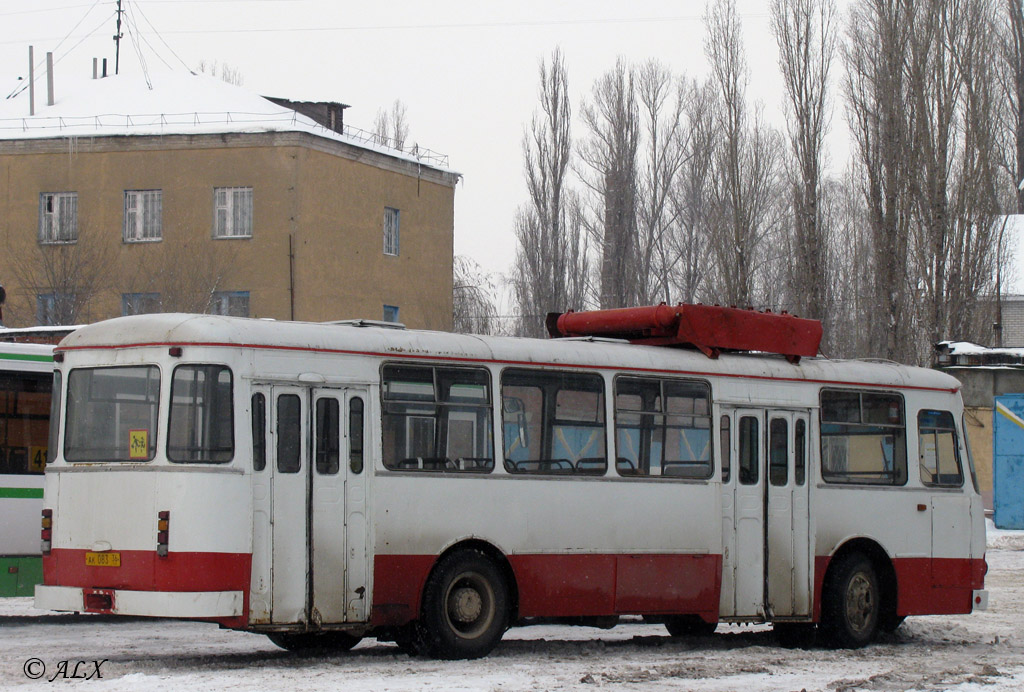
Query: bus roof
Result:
<box><xmin>57</xmin><ymin>313</ymin><xmax>960</xmax><ymax>394</ymax></box>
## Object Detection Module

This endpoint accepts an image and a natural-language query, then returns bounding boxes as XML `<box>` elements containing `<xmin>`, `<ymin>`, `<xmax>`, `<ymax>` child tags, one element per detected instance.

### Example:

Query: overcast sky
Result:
<box><xmin>0</xmin><ymin>0</ymin><xmax>850</xmax><ymax>297</ymax></box>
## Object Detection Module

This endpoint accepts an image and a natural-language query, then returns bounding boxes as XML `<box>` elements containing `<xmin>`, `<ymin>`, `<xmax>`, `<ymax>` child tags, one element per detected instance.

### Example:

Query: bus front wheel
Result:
<box><xmin>417</xmin><ymin>549</ymin><xmax>509</xmax><ymax>659</ymax></box>
<box><xmin>664</xmin><ymin>615</ymin><xmax>717</xmax><ymax>637</ymax></box>
<box><xmin>820</xmin><ymin>553</ymin><xmax>880</xmax><ymax>649</ymax></box>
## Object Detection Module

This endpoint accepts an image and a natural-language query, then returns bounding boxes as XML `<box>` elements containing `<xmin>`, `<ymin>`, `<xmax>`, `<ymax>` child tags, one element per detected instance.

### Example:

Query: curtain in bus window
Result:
<box><xmin>381</xmin><ymin>364</ymin><xmax>494</xmax><ymax>472</ymax></box>
<box><xmin>613</xmin><ymin>376</ymin><xmax>712</xmax><ymax>478</ymax></box>
<box><xmin>0</xmin><ymin>371</ymin><xmax>52</xmax><ymax>474</ymax></box>
<box><xmin>167</xmin><ymin>365</ymin><xmax>234</xmax><ymax>463</ymax></box>
<box><xmin>65</xmin><ymin>366</ymin><xmax>160</xmax><ymax>462</ymax></box>
<box><xmin>820</xmin><ymin>389</ymin><xmax>907</xmax><ymax>485</ymax></box>
<box><xmin>918</xmin><ymin>410</ymin><xmax>963</xmax><ymax>487</ymax></box>
<box><xmin>501</xmin><ymin>369</ymin><xmax>606</xmax><ymax>476</ymax></box>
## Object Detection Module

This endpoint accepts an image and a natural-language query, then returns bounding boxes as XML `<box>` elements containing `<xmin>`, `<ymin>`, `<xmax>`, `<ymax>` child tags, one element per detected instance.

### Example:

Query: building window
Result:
<box><xmin>211</xmin><ymin>291</ymin><xmax>250</xmax><ymax>317</ymax></box>
<box><xmin>39</xmin><ymin>192</ymin><xmax>78</xmax><ymax>243</ymax></box>
<box><xmin>383</xmin><ymin>207</ymin><xmax>400</xmax><ymax>256</ymax></box>
<box><xmin>383</xmin><ymin>304</ymin><xmax>400</xmax><ymax>323</ymax></box>
<box><xmin>124</xmin><ymin>190</ymin><xmax>162</xmax><ymax>242</ymax></box>
<box><xmin>213</xmin><ymin>187</ymin><xmax>253</xmax><ymax>238</ymax></box>
<box><xmin>122</xmin><ymin>293</ymin><xmax>161</xmax><ymax>316</ymax></box>
<box><xmin>36</xmin><ymin>293</ymin><xmax>75</xmax><ymax>326</ymax></box>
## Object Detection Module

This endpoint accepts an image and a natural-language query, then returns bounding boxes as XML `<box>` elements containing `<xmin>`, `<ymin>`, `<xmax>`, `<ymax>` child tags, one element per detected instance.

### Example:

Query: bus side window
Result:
<box><xmin>769</xmin><ymin>417</ymin><xmax>788</xmax><ymax>486</ymax></box>
<box><xmin>276</xmin><ymin>394</ymin><xmax>301</xmax><ymax>473</ymax></box>
<box><xmin>918</xmin><ymin>409</ymin><xmax>963</xmax><ymax>487</ymax></box>
<box><xmin>252</xmin><ymin>393</ymin><xmax>266</xmax><ymax>471</ymax></box>
<box><xmin>720</xmin><ymin>415</ymin><xmax>731</xmax><ymax>483</ymax></box>
<box><xmin>315</xmin><ymin>398</ymin><xmax>340</xmax><ymax>475</ymax></box>
<box><xmin>349</xmin><ymin>397</ymin><xmax>364</xmax><ymax>474</ymax></box>
<box><xmin>795</xmin><ymin>419</ymin><xmax>806</xmax><ymax>486</ymax></box>
<box><xmin>739</xmin><ymin>416</ymin><xmax>758</xmax><ymax>485</ymax></box>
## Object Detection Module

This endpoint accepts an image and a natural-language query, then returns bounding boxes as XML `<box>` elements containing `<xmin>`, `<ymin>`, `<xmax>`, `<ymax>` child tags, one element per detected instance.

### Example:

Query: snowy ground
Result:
<box><xmin>2</xmin><ymin>524</ymin><xmax>1023</xmax><ymax>692</ymax></box>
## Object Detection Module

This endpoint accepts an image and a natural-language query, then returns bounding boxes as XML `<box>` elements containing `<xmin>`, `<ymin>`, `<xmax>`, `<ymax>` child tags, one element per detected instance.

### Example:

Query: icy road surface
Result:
<box><xmin>2</xmin><ymin>527</ymin><xmax>1022</xmax><ymax>692</ymax></box>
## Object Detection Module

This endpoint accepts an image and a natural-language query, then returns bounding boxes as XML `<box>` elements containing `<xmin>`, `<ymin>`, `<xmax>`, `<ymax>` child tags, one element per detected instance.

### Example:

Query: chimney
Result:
<box><xmin>93</xmin><ymin>58</ymin><xmax>98</xmax><ymax>80</ymax></box>
<box><xmin>46</xmin><ymin>51</ymin><xmax>54</xmax><ymax>106</ymax></box>
<box><xmin>28</xmin><ymin>46</ymin><xmax>35</xmax><ymax>116</ymax></box>
<box><xmin>102</xmin><ymin>58</ymin><xmax>108</xmax><ymax>79</ymax></box>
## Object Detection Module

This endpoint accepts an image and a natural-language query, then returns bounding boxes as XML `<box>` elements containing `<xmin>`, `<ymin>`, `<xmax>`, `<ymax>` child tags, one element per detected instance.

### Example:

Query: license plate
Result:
<box><xmin>85</xmin><ymin>552</ymin><xmax>121</xmax><ymax>567</ymax></box>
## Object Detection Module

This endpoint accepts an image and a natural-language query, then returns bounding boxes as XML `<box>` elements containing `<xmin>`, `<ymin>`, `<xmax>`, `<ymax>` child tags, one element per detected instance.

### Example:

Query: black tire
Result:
<box><xmin>820</xmin><ymin>553</ymin><xmax>880</xmax><ymax>649</ymax></box>
<box><xmin>773</xmin><ymin>622</ymin><xmax>816</xmax><ymax>648</ymax></box>
<box><xmin>266</xmin><ymin>631</ymin><xmax>362</xmax><ymax>652</ymax></box>
<box><xmin>416</xmin><ymin>549</ymin><xmax>509</xmax><ymax>659</ymax></box>
<box><xmin>664</xmin><ymin>615</ymin><xmax>717</xmax><ymax>637</ymax></box>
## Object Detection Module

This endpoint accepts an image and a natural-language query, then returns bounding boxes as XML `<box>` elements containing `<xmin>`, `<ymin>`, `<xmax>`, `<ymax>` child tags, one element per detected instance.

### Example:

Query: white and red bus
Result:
<box><xmin>34</xmin><ymin>309</ymin><xmax>987</xmax><ymax>658</ymax></box>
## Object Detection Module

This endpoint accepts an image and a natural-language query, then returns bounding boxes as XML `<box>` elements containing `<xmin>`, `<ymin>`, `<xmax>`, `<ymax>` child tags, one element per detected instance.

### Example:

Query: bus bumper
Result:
<box><xmin>972</xmin><ymin>589</ymin><xmax>989</xmax><ymax>611</ymax></box>
<box><xmin>35</xmin><ymin>585</ymin><xmax>244</xmax><ymax>618</ymax></box>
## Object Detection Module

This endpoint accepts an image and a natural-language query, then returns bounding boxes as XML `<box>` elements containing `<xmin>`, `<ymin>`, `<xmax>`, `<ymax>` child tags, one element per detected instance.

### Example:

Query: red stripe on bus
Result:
<box><xmin>44</xmin><ymin>548</ymin><xmax>251</xmax><ymax>626</ymax></box>
<box><xmin>55</xmin><ymin>341</ymin><xmax>959</xmax><ymax>393</ymax></box>
<box><xmin>813</xmin><ymin>555</ymin><xmax>984</xmax><ymax>620</ymax></box>
<box><xmin>371</xmin><ymin>553</ymin><xmax>722</xmax><ymax>627</ymax></box>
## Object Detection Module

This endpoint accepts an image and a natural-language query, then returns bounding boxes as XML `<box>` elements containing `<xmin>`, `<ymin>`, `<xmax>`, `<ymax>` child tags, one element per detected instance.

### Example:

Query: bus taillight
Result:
<box><xmin>157</xmin><ymin>511</ymin><xmax>170</xmax><ymax>557</ymax></box>
<box><xmin>41</xmin><ymin>509</ymin><xmax>52</xmax><ymax>554</ymax></box>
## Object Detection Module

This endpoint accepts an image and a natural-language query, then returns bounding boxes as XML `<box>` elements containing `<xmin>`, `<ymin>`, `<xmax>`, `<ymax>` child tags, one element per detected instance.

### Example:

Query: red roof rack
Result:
<box><xmin>546</xmin><ymin>304</ymin><xmax>822</xmax><ymax>363</ymax></box>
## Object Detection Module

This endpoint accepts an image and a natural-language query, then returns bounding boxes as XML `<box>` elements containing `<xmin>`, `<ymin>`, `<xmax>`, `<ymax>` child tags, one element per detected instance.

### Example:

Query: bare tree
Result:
<box><xmin>453</xmin><ymin>255</ymin><xmax>498</xmax><ymax>334</ymax></box>
<box><xmin>10</xmin><ymin>228</ymin><xmax>111</xmax><ymax>326</ymax></box>
<box><xmin>579</xmin><ymin>58</ymin><xmax>642</xmax><ymax>309</ymax></box>
<box><xmin>1005</xmin><ymin>0</ymin><xmax>1024</xmax><ymax>211</ymax></box>
<box><xmin>123</xmin><ymin>241</ymin><xmax>238</xmax><ymax>314</ymax></box>
<box><xmin>511</xmin><ymin>49</ymin><xmax>590</xmax><ymax>337</ymax></box>
<box><xmin>771</xmin><ymin>0</ymin><xmax>837</xmax><ymax>326</ymax></box>
<box><xmin>704</xmin><ymin>0</ymin><xmax>785</xmax><ymax>308</ymax></box>
<box><xmin>843</xmin><ymin>0</ymin><xmax>916</xmax><ymax>361</ymax></box>
<box><xmin>635</xmin><ymin>61</ymin><xmax>690</xmax><ymax>304</ymax></box>
<box><xmin>669</xmin><ymin>79</ymin><xmax>718</xmax><ymax>304</ymax></box>
<box><xmin>373</xmin><ymin>100</ymin><xmax>410</xmax><ymax>151</ymax></box>
<box><xmin>195</xmin><ymin>60</ymin><xmax>245</xmax><ymax>86</ymax></box>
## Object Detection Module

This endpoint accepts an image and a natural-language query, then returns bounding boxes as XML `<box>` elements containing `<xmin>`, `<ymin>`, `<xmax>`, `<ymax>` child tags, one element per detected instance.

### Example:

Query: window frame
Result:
<box><xmin>166</xmin><ymin>364</ymin><xmax>235</xmax><ymax>464</ymax></box>
<box><xmin>819</xmin><ymin>388</ymin><xmax>908</xmax><ymax>486</ymax></box>
<box><xmin>63</xmin><ymin>365</ymin><xmax>161</xmax><ymax>463</ymax></box>
<box><xmin>381</xmin><ymin>362</ymin><xmax>495</xmax><ymax>473</ymax></box>
<box><xmin>383</xmin><ymin>206</ymin><xmax>400</xmax><ymax>256</ymax></box>
<box><xmin>918</xmin><ymin>409</ymin><xmax>964</xmax><ymax>488</ymax></box>
<box><xmin>213</xmin><ymin>186</ymin><xmax>254</xmax><ymax>239</ymax></box>
<box><xmin>612</xmin><ymin>374</ymin><xmax>714</xmax><ymax>480</ymax></box>
<box><xmin>501</xmin><ymin>367</ymin><xmax>607</xmax><ymax>477</ymax></box>
<box><xmin>38</xmin><ymin>191</ymin><xmax>78</xmax><ymax>244</ymax></box>
<box><xmin>123</xmin><ymin>189</ymin><xmax>163</xmax><ymax>242</ymax></box>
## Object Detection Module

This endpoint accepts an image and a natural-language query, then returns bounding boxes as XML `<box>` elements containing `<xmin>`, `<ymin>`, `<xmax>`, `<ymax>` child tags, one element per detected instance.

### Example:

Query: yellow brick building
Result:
<box><xmin>0</xmin><ymin>71</ymin><xmax>458</xmax><ymax>330</ymax></box>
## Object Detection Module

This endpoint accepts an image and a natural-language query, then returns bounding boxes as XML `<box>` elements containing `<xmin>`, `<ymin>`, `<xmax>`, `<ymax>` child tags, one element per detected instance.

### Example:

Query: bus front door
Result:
<box><xmin>251</xmin><ymin>385</ymin><xmax>369</xmax><ymax>627</ymax></box>
<box><xmin>721</xmin><ymin>408</ymin><xmax>811</xmax><ymax>621</ymax></box>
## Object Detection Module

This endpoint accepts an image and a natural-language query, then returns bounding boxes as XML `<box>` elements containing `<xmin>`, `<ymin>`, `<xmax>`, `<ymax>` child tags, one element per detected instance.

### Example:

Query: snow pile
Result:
<box><xmin>987</xmin><ymin>518</ymin><xmax>1024</xmax><ymax>551</ymax></box>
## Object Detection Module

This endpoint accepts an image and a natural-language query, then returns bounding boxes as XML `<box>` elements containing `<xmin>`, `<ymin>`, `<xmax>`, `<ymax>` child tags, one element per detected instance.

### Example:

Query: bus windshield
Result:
<box><xmin>65</xmin><ymin>366</ymin><xmax>160</xmax><ymax>462</ymax></box>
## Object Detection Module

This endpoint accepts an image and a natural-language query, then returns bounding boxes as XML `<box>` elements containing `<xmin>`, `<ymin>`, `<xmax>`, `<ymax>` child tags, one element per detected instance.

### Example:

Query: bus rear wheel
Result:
<box><xmin>416</xmin><ymin>549</ymin><xmax>509</xmax><ymax>659</ymax></box>
<box><xmin>820</xmin><ymin>553</ymin><xmax>880</xmax><ymax>649</ymax></box>
<box><xmin>266</xmin><ymin>631</ymin><xmax>362</xmax><ymax>652</ymax></box>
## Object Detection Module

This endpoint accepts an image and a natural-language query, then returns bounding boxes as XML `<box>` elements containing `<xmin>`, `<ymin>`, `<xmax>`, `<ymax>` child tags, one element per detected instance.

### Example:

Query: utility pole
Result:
<box><xmin>113</xmin><ymin>0</ymin><xmax>124</xmax><ymax>75</ymax></box>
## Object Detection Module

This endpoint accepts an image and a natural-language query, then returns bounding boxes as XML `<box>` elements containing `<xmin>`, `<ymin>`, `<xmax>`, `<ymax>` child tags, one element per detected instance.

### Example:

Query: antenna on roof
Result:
<box><xmin>113</xmin><ymin>0</ymin><xmax>124</xmax><ymax>75</ymax></box>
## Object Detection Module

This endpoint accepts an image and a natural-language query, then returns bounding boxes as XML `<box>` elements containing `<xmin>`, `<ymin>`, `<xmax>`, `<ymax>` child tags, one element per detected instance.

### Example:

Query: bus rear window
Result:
<box><xmin>0</xmin><ymin>370</ymin><xmax>52</xmax><ymax>473</ymax></box>
<box><xmin>168</xmin><ymin>365</ymin><xmax>234</xmax><ymax>463</ymax></box>
<box><xmin>65</xmin><ymin>366</ymin><xmax>160</xmax><ymax>462</ymax></box>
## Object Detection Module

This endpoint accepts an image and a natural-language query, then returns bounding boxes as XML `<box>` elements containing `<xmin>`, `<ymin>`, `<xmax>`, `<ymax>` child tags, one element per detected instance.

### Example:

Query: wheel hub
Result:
<box><xmin>846</xmin><ymin>573</ymin><xmax>875</xmax><ymax>632</ymax></box>
<box><xmin>449</xmin><ymin>586</ymin><xmax>483</xmax><ymax>623</ymax></box>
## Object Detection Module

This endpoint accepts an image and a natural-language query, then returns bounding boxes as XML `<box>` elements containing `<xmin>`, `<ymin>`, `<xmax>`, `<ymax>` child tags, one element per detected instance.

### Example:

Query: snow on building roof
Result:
<box><xmin>0</xmin><ymin>69</ymin><xmax>452</xmax><ymax>172</ymax></box>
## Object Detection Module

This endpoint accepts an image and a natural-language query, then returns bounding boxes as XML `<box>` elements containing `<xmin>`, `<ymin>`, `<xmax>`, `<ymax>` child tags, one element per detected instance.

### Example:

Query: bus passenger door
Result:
<box><xmin>765</xmin><ymin>411</ymin><xmax>812</xmax><ymax>618</ymax></box>
<box><xmin>267</xmin><ymin>386</ymin><xmax>310</xmax><ymax>625</ymax></box>
<box><xmin>311</xmin><ymin>388</ymin><xmax>370</xmax><ymax>625</ymax></box>
<box><xmin>724</xmin><ymin>409</ymin><xmax>765</xmax><ymax>619</ymax></box>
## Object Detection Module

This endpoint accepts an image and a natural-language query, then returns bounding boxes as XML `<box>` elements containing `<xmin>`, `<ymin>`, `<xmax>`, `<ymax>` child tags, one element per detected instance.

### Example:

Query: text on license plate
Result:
<box><xmin>85</xmin><ymin>552</ymin><xmax>121</xmax><ymax>567</ymax></box>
